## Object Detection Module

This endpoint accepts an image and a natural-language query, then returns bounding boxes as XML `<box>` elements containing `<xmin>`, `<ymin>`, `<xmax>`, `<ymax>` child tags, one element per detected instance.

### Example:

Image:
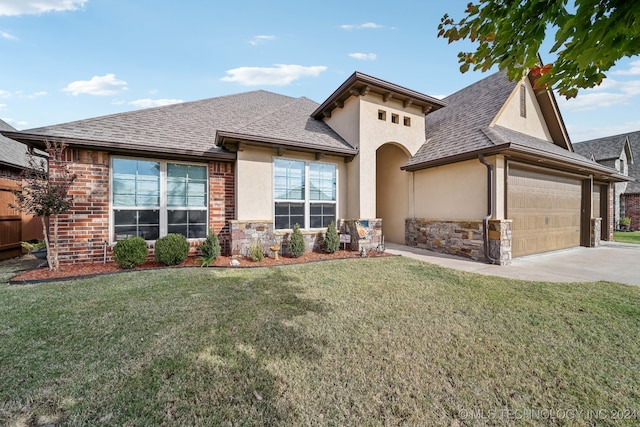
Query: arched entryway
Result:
<box><xmin>376</xmin><ymin>143</ymin><xmax>411</xmax><ymax>244</ymax></box>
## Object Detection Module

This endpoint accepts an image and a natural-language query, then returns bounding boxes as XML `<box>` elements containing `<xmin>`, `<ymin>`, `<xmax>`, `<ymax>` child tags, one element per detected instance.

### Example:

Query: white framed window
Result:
<box><xmin>110</xmin><ymin>157</ymin><xmax>208</xmax><ymax>242</ymax></box>
<box><xmin>274</xmin><ymin>158</ymin><xmax>336</xmax><ymax>230</ymax></box>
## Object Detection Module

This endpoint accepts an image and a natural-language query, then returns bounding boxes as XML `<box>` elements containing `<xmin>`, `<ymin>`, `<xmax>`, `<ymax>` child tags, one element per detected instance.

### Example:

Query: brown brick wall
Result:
<box><xmin>623</xmin><ymin>193</ymin><xmax>640</xmax><ymax>231</ymax></box>
<box><xmin>209</xmin><ymin>161</ymin><xmax>235</xmax><ymax>255</ymax></box>
<box><xmin>53</xmin><ymin>153</ymin><xmax>236</xmax><ymax>265</ymax></box>
<box><xmin>53</xmin><ymin>149</ymin><xmax>110</xmax><ymax>265</ymax></box>
<box><xmin>607</xmin><ymin>183</ymin><xmax>614</xmax><ymax>239</ymax></box>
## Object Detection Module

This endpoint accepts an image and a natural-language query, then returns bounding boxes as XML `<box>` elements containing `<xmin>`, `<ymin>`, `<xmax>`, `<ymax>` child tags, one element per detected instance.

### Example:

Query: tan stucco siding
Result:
<box><xmin>376</xmin><ymin>143</ymin><xmax>411</xmax><ymax>243</ymax></box>
<box><xmin>324</xmin><ymin>96</ymin><xmax>360</xmax><ymax>148</ymax></box>
<box><xmin>493</xmin><ymin>78</ymin><xmax>553</xmax><ymax>141</ymax></box>
<box><xmin>236</xmin><ymin>147</ymin><xmax>274</xmax><ymax>220</ymax></box>
<box><xmin>359</xmin><ymin>93</ymin><xmax>427</xmax><ymax>156</ymax></box>
<box><xmin>324</xmin><ymin>92</ymin><xmax>430</xmax><ymax>219</ymax></box>
<box><xmin>413</xmin><ymin>159</ymin><xmax>488</xmax><ymax>220</ymax></box>
<box><xmin>236</xmin><ymin>146</ymin><xmax>347</xmax><ymax>223</ymax></box>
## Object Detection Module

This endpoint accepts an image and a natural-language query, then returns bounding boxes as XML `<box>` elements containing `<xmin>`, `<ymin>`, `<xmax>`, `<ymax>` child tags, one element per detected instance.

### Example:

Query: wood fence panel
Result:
<box><xmin>0</xmin><ymin>178</ymin><xmax>22</xmax><ymax>260</ymax></box>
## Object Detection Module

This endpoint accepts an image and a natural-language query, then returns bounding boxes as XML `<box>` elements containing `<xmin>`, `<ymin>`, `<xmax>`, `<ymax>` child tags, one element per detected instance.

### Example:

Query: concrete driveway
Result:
<box><xmin>386</xmin><ymin>241</ymin><xmax>640</xmax><ymax>287</ymax></box>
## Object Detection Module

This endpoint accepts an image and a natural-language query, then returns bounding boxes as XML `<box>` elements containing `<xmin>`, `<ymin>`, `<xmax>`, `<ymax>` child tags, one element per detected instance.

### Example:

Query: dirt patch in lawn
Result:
<box><xmin>9</xmin><ymin>250</ymin><xmax>392</xmax><ymax>283</ymax></box>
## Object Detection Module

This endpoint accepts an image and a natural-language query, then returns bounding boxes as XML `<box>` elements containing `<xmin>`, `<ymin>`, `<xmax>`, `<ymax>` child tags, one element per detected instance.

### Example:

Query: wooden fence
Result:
<box><xmin>0</xmin><ymin>178</ymin><xmax>22</xmax><ymax>260</ymax></box>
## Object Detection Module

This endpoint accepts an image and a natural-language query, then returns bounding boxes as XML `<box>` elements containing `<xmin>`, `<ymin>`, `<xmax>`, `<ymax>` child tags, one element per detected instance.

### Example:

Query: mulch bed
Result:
<box><xmin>10</xmin><ymin>250</ymin><xmax>392</xmax><ymax>283</ymax></box>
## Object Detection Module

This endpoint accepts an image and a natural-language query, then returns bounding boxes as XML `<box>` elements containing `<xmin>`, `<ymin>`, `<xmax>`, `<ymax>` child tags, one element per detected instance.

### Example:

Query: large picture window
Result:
<box><xmin>111</xmin><ymin>158</ymin><xmax>207</xmax><ymax>242</ymax></box>
<box><xmin>274</xmin><ymin>158</ymin><xmax>336</xmax><ymax>229</ymax></box>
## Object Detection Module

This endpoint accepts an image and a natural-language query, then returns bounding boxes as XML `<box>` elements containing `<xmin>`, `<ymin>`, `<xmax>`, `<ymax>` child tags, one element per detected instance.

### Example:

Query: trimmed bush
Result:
<box><xmin>324</xmin><ymin>221</ymin><xmax>340</xmax><ymax>253</ymax></box>
<box><xmin>199</xmin><ymin>231</ymin><xmax>221</xmax><ymax>267</ymax></box>
<box><xmin>154</xmin><ymin>233</ymin><xmax>189</xmax><ymax>266</ymax></box>
<box><xmin>248</xmin><ymin>240</ymin><xmax>264</xmax><ymax>262</ymax></box>
<box><xmin>113</xmin><ymin>237</ymin><xmax>149</xmax><ymax>269</ymax></box>
<box><xmin>289</xmin><ymin>223</ymin><xmax>305</xmax><ymax>258</ymax></box>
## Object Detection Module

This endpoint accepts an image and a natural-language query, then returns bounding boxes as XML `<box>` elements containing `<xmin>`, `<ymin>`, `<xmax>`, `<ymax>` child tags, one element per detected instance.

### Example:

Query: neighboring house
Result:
<box><xmin>573</xmin><ymin>133</ymin><xmax>635</xmax><ymax>229</ymax></box>
<box><xmin>1</xmin><ymin>71</ymin><xmax>626</xmax><ymax>266</ymax></box>
<box><xmin>0</xmin><ymin>119</ymin><xmax>43</xmax><ymax>259</ymax></box>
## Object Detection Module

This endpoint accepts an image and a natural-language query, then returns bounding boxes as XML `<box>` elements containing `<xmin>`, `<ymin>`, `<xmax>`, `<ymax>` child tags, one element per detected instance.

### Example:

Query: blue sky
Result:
<box><xmin>0</xmin><ymin>0</ymin><xmax>638</xmax><ymax>142</ymax></box>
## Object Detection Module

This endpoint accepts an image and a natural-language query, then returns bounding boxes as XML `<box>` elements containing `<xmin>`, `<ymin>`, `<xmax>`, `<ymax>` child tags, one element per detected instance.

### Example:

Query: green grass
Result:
<box><xmin>1</xmin><ymin>258</ymin><xmax>640</xmax><ymax>426</ymax></box>
<box><xmin>614</xmin><ymin>231</ymin><xmax>640</xmax><ymax>244</ymax></box>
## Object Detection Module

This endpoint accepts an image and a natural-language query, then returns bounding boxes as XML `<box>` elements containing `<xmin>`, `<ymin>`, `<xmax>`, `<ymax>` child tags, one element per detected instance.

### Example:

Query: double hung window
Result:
<box><xmin>274</xmin><ymin>158</ymin><xmax>336</xmax><ymax>230</ymax></box>
<box><xmin>111</xmin><ymin>158</ymin><xmax>207</xmax><ymax>241</ymax></box>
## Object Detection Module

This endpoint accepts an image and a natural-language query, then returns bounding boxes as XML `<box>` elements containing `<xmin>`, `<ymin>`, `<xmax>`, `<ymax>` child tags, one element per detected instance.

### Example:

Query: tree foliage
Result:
<box><xmin>11</xmin><ymin>141</ymin><xmax>77</xmax><ymax>271</ymax></box>
<box><xmin>289</xmin><ymin>224</ymin><xmax>305</xmax><ymax>258</ymax></box>
<box><xmin>438</xmin><ymin>0</ymin><xmax>640</xmax><ymax>98</ymax></box>
<box><xmin>324</xmin><ymin>221</ymin><xmax>340</xmax><ymax>254</ymax></box>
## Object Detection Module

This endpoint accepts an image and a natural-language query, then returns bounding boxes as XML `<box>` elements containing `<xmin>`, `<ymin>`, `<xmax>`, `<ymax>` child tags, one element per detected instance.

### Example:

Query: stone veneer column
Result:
<box><xmin>488</xmin><ymin>219</ymin><xmax>512</xmax><ymax>265</ymax></box>
<box><xmin>590</xmin><ymin>218</ymin><xmax>602</xmax><ymax>247</ymax></box>
<box><xmin>338</xmin><ymin>219</ymin><xmax>383</xmax><ymax>253</ymax></box>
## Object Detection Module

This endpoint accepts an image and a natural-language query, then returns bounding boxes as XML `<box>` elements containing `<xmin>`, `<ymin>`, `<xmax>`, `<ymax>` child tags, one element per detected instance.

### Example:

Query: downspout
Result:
<box><xmin>478</xmin><ymin>154</ymin><xmax>497</xmax><ymax>264</ymax></box>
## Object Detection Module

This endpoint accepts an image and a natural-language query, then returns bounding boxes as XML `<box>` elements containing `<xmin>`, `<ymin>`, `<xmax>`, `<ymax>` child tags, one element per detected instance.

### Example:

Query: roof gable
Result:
<box><xmin>311</xmin><ymin>71</ymin><xmax>446</xmax><ymax>120</ymax></box>
<box><xmin>0</xmin><ymin>119</ymin><xmax>29</xmax><ymax>170</ymax></box>
<box><xmin>406</xmin><ymin>71</ymin><xmax>516</xmax><ymax>168</ymax></box>
<box><xmin>573</xmin><ymin>133</ymin><xmax>635</xmax><ymax>164</ymax></box>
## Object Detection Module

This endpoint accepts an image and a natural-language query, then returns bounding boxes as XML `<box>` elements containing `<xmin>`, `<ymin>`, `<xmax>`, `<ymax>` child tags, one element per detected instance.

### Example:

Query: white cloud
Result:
<box><xmin>1</xmin><ymin>117</ymin><xmax>28</xmax><ymax>128</ymax></box>
<box><xmin>63</xmin><ymin>74</ymin><xmax>128</xmax><ymax>96</ymax></box>
<box><xmin>348</xmin><ymin>53</ymin><xmax>377</xmax><ymax>61</ymax></box>
<box><xmin>557</xmin><ymin>78</ymin><xmax>640</xmax><ymax>111</ymax></box>
<box><xmin>221</xmin><ymin>64</ymin><xmax>327</xmax><ymax>86</ymax></box>
<box><xmin>249</xmin><ymin>35</ymin><xmax>275</xmax><ymax>46</ymax></box>
<box><xmin>0</xmin><ymin>90</ymin><xmax>11</xmax><ymax>98</ymax></box>
<box><xmin>569</xmin><ymin>120</ymin><xmax>640</xmax><ymax>142</ymax></box>
<box><xmin>611</xmin><ymin>60</ymin><xmax>640</xmax><ymax>76</ymax></box>
<box><xmin>128</xmin><ymin>98</ymin><xmax>183</xmax><ymax>108</ymax></box>
<box><xmin>1</xmin><ymin>31</ymin><xmax>17</xmax><ymax>40</ymax></box>
<box><xmin>340</xmin><ymin>22</ymin><xmax>384</xmax><ymax>30</ymax></box>
<box><xmin>0</xmin><ymin>0</ymin><xmax>88</xmax><ymax>16</ymax></box>
<box><xmin>0</xmin><ymin>104</ymin><xmax>6</xmax><ymax>109</ymax></box>
<box><xmin>558</xmin><ymin>92</ymin><xmax>630</xmax><ymax>112</ymax></box>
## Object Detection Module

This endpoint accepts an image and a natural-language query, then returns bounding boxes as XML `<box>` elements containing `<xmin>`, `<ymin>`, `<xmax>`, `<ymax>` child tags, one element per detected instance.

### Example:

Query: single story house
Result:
<box><xmin>1</xmin><ymin>71</ymin><xmax>626</xmax><ymax>266</ymax></box>
<box><xmin>0</xmin><ymin>119</ymin><xmax>44</xmax><ymax>259</ymax></box>
<box><xmin>574</xmin><ymin>131</ymin><xmax>640</xmax><ymax>230</ymax></box>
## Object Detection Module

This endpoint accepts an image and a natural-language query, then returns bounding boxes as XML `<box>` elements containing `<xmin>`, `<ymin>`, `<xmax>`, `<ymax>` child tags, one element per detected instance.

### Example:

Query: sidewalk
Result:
<box><xmin>385</xmin><ymin>242</ymin><xmax>640</xmax><ymax>287</ymax></box>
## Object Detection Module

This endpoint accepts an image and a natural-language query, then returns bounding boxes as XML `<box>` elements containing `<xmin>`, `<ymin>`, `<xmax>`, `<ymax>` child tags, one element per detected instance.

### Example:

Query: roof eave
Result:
<box><xmin>401</xmin><ymin>144</ymin><xmax>511</xmax><ymax>172</ymax></box>
<box><xmin>215</xmin><ymin>130</ymin><xmax>358</xmax><ymax>159</ymax></box>
<box><xmin>504</xmin><ymin>144</ymin><xmax>629</xmax><ymax>182</ymax></box>
<box><xmin>311</xmin><ymin>71</ymin><xmax>447</xmax><ymax>120</ymax></box>
<box><xmin>1</xmin><ymin>131</ymin><xmax>236</xmax><ymax>162</ymax></box>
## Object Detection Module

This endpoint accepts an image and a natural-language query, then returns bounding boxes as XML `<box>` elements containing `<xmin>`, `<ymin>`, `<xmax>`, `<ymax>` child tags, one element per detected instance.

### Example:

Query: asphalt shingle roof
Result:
<box><xmin>572</xmin><ymin>134</ymin><xmax>631</xmax><ymax>161</ymax></box>
<box><xmin>406</xmin><ymin>72</ymin><xmax>516</xmax><ymax>167</ymax></box>
<box><xmin>10</xmin><ymin>90</ymin><xmax>353</xmax><ymax>158</ymax></box>
<box><xmin>573</xmin><ymin>131</ymin><xmax>640</xmax><ymax>193</ymax></box>
<box><xmin>0</xmin><ymin>119</ymin><xmax>29</xmax><ymax>169</ymax></box>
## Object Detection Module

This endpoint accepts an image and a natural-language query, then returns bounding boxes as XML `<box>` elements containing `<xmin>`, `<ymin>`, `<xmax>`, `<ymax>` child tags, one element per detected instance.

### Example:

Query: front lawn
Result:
<box><xmin>1</xmin><ymin>258</ymin><xmax>639</xmax><ymax>426</ymax></box>
<box><xmin>614</xmin><ymin>231</ymin><xmax>640</xmax><ymax>244</ymax></box>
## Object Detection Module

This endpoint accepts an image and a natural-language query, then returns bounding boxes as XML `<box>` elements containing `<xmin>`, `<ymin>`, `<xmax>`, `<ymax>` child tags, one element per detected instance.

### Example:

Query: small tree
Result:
<box><xmin>199</xmin><ymin>231</ymin><xmax>221</xmax><ymax>267</ymax></box>
<box><xmin>289</xmin><ymin>223</ymin><xmax>305</xmax><ymax>258</ymax></box>
<box><xmin>324</xmin><ymin>221</ymin><xmax>339</xmax><ymax>254</ymax></box>
<box><xmin>11</xmin><ymin>141</ymin><xmax>77</xmax><ymax>271</ymax></box>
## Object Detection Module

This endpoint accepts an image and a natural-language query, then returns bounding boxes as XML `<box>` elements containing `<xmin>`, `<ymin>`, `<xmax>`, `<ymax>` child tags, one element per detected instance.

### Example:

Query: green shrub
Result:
<box><xmin>199</xmin><ymin>231</ymin><xmax>221</xmax><ymax>267</ymax></box>
<box><xmin>324</xmin><ymin>221</ymin><xmax>339</xmax><ymax>253</ymax></box>
<box><xmin>289</xmin><ymin>223</ymin><xmax>305</xmax><ymax>258</ymax></box>
<box><xmin>620</xmin><ymin>217</ymin><xmax>631</xmax><ymax>229</ymax></box>
<box><xmin>113</xmin><ymin>237</ymin><xmax>149</xmax><ymax>269</ymax></box>
<box><xmin>154</xmin><ymin>233</ymin><xmax>189</xmax><ymax>266</ymax></box>
<box><xmin>248</xmin><ymin>240</ymin><xmax>264</xmax><ymax>262</ymax></box>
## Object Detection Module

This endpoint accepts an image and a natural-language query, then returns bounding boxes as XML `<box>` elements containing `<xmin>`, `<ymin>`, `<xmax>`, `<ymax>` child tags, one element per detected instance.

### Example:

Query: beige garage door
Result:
<box><xmin>508</xmin><ymin>167</ymin><xmax>582</xmax><ymax>257</ymax></box>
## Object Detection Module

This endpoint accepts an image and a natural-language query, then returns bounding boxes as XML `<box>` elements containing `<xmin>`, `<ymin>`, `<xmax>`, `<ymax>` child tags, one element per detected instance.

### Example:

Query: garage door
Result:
<box><xmin>508</xmin><ymin>167</ymin><xmax>582</xmax><ymax>257</ymax></box>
